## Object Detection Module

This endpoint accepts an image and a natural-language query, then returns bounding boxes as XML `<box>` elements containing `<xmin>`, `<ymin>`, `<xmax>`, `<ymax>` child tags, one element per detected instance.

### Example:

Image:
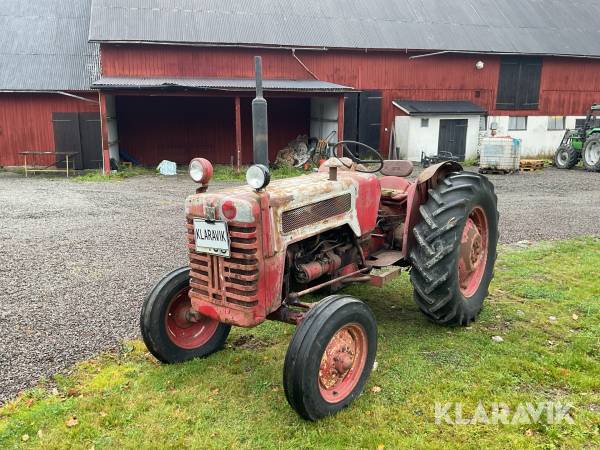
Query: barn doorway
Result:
<box><xmin>438</xmin><ymin>119</ymin><xmax>468</xmax><ymax>161</ymax></box>
<box><xmin>343</xmin><ymin>90</ymin><xmax>382</xmax><ymax>151</ymax></box>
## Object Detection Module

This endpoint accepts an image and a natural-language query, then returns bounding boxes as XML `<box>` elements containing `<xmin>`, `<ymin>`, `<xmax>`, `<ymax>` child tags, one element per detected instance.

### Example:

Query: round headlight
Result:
<box><xmin>189</xmin><ymin>158</ymin><xmax>213</xmax><ymax>184</ymax></box>
<box><xmin>246</xmin><ymin>164</ymin><xmax>270</xmax><ymax>190</ymax></box>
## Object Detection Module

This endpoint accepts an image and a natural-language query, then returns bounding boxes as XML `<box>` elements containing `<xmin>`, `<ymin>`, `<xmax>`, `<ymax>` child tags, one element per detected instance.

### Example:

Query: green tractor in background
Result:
<box><xmin>554</xmin><ymin>104</ymin><xmax>600</xmax><ymax>172</ymax></box>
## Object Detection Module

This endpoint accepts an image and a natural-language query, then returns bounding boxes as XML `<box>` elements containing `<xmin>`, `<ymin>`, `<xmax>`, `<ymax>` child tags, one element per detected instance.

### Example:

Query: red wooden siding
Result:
<box><xmin>116</xmin><ymin>95</ymin><xmax>309</xmax><ymax>166</ymax></box>
<box><xmin>0</xmin><ymin>93</ymin><xmax>99</xmax><ymax>167</ymax></box>
<box><xmin>102</xmin><ymin>44</ymin><xmax>600</xmax><ymax>150</ymax></box>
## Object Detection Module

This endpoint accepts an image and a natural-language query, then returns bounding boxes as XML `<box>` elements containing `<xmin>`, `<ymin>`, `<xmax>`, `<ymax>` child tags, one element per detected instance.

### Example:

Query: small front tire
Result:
<box><xmin>140</xmin><ymin>267</ymin><xmax>231</xmax><ymax>363</ymax></box>
<box><xmin>554</xmin><ymin>145</ymin><xmax>579</xmax><ymax>169</ymax></box>
<box><xmin>283</xmin><ymin>295</ymin><xmax>377</xmax><ymax>421</ymax></box>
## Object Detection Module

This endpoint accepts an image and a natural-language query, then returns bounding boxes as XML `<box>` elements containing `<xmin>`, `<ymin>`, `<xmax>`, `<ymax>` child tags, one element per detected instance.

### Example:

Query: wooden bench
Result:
<box><xmin>18</xmin><ymin>151</ymin><xmax>79</xmax><ymax>178</ymax></box>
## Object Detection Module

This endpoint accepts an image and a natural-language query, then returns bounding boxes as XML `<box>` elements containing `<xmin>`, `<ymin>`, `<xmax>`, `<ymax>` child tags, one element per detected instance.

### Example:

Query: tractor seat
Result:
<box><xmin>381</xmin><ymin>160</ymin><xmax>414</xmax><ymax>177</ymax></box>
<box><xmin>380</xmin><ymin>176</ymin><xmax>411</xmax><ymax>200</ymax></box>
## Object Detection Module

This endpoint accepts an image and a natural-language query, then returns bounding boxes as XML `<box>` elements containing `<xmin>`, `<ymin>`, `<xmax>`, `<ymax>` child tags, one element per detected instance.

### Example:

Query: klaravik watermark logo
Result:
<box><xmin>434</xmin><ymin>401</ymin><xmax>575</xmax><ymax>425</ymax></box>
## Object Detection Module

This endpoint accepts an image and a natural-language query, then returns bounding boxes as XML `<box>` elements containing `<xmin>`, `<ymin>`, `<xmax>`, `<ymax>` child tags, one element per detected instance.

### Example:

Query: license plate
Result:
<box><xmin>193</xmin><ymin>219</ymin><xmax>230</xmax><ymax>257</ymax></box>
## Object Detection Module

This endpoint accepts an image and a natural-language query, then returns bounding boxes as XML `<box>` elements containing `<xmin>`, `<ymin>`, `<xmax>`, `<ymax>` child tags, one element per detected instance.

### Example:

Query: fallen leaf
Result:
<box><xmin>211</xmin><ymin>388</ymin><xmax>220</xmax><ymax>395</ymax></box>
<box><xmin>491</xmin><ymin>335</ymin><xmax>504</xmax><ymax>343</ymax></box>
<box><xmin>525</xmin><ymin>429</ymin><xmax>534</xmax><ymax>437</ymax></box>
<box><xmin>377</xmin><ymin>445</ymin><xmax>385</xmax><ymax>450</ymax></box>
<box><xmin>37</xmin><ymin>430</ymin><xmax>43</xmax><ymax>438</ymax></box>
<box><xmin>21</xmin><ymin>434</ymin><xmax>30</xmax><ymax>442</ymax></box>
<box><xmin>548</xmin><ymin>316</ymin><xmax>557</xmax><ymax>322</ymax></box>
<box><xmin>24</xmin><ymin>399</ymin><xmax>33</xmax><ymax>407</ymax></box>
<box><xmin>371</xmin><ymin>386</ymin><xmax>382</xmax><ymax>393</ymax></box>
<box><xmin>65</xmin><ymin>417</ymin><xmax>78</xmax><ymax>428</ymax></box>
<box><xmin>99</xmin><ymin>411</ymin><xmax>107</xmax><ymax>417</ymax></box>
<box><xmin>51</xmin><ymin>388</ymin><xmax>59</xmax><ymax>396</ymax></box>
<box><xmin>372</xmin><ymin>361</ymin><xmax>378</xmax><ymax>371</ymax></box>
<box><xmin>572</xmin><ymin>314</ymin><xmax>579</xmax><ymax>320</ymax></box>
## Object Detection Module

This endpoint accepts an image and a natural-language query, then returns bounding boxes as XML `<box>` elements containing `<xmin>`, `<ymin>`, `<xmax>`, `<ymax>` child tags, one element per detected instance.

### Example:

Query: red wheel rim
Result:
<box><xmin>458</xmin><ymin>206</ymin><xmax>489</xmax><ymax>298</ymax></box>
<box><xmin>318</xmin><ymin>323</ymin><xmax>368</xmax><ymax>403</ymax></box>
<box><xmin>165</xmin><ymin>287</ymin><xmax>219</xmax><ymax>349</ymax></box>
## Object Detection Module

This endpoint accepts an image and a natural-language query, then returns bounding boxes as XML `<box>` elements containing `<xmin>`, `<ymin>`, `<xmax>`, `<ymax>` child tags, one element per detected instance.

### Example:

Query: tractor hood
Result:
<box><xmin>185</xmin><ymin>171</ymin><xmax>381</xmax><ymax>244</ymax></box>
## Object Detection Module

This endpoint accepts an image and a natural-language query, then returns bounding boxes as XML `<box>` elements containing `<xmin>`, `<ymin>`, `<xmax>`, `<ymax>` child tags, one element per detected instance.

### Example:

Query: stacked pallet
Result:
<box><xmin>520</xmin><ymin>160</ymin><xmax>545</xmax><ymax>172</ymax></box>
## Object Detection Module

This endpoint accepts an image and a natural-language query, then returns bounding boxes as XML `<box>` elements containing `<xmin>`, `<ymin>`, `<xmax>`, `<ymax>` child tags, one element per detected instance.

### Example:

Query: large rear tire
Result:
<box><xmin>554</xmin><ymin>145</ymin><xmax>579</xmax><ymax>169</ymax></box>
<box><xmin>140</xmin><ymin>267</ymin><xmax>231</xmax><ymax>363</ymax></box>
<box><xmin>283</xmin><ymin>295</ymin><xmax>377</xmax><ymax>421</ymax></box>
<box><xmin>582</xmin><ymin>136</ymin><xmax>600</xmax><ymax>172</ymax></box>
<box><xmin>409</xmin><ymin>172</ymin><xmax>499</xmax><ymax>326</ymax></box>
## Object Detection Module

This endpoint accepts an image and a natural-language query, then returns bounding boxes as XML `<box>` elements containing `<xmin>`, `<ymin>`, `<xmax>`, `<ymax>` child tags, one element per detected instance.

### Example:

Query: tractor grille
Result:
<box><xmin>281</xmin><ymin>193</ymin><xmax>352</xmax><ymax>233</ymax></box>
<box><xmin>186</xmin><ymin>219</ymin><xmax>259</xmax><ymax>308</ymax></box>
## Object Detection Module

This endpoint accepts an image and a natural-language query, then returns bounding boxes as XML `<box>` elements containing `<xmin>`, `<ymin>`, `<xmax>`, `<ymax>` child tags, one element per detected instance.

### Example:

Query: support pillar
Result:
<box><xmin>235</xmin><ymin>96</ymin><xmax>242</xmax><ymax>172</ymax></box>
<box><xmin>337</xmin><ymin>95</ymin><xmax>345</xmax><ymax>157</ymax></box>
<box><xmin>99</xmin><ymin>92</ymin><xmax>111</xmax><ymax>174</ymax></box>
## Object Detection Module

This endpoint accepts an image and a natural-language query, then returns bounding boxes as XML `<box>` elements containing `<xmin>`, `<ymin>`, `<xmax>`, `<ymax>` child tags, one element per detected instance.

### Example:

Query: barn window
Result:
<box><xmin>421</xmin><ymin>118</ymin><xmax>429</xmax><ymax>127</ymax></box>
<box><xmin>548</xmin><ymin>116</ymin><xmax>565</xmax><ymax>130</ymax></box>
<box><xmin>496</xmin><ymin>57</ymin><xmax>542</xmax><ymax>110</ymax></box>
<box><xmin>508</xmin><ymin>116</ymin><xmax>527</xmax><ymax>131</ymax></box>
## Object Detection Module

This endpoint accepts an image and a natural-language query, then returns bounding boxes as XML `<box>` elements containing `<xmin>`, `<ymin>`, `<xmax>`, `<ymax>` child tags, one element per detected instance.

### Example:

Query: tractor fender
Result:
<box><xmin>401</xmin><ymin>161</ymin><xmax>463</xmax><ymax>258</ymax></box>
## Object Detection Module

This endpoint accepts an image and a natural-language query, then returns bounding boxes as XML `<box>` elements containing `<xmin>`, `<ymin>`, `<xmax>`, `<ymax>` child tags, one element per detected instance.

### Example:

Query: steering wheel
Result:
<box><xmin>330</xmin><ymin>140</ymin><xmax>384</xmax><ymax>173</ymax></box>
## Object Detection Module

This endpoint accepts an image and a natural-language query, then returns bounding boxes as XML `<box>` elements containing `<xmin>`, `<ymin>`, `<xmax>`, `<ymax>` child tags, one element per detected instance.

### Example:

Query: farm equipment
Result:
<box><xmin>421</xmin><ymin>150</ymin><xmax>460</xmax><ymax>168</ymax></box>
<box><xmin>140</xmin><ymin>57</ymin><xmax>499</xmax><ymax>421</ymax></box>
<box><xmin>554</xmin><ymin>104</ymin><xmax>600</xmax><ymax>171</ymax></box>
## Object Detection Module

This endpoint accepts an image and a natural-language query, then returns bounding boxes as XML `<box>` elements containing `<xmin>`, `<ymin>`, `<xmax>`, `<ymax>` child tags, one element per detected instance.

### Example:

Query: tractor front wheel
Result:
<box><xmin>283</xmin><ymin>295</ymin><xmax>377</xmax><ymax>420</ymax></box>
<box><xmin>582</xmin><ymin>136</ymin><xmax>600</xmax><ymax>172</ymax></box>
<box><xmin>140</xmin><ymin>267</ymin><xmax>231</xmax><ymax>363</ymax></box>
<box><xmin>554</xmin><ymin>145</ymin><xmax>579</xmax><ymax>169</ymax></box>
<box><xmin>409</xmin><ymin>172</ymin><xmax>499</xmax><ymax>326</ymax></box>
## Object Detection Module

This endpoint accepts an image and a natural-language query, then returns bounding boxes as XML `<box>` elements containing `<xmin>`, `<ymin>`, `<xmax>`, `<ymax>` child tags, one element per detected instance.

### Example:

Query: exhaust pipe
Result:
<box><xmin>252</xmin><ymin>56</ymin><xmax>269</xmax><ymax>166</ymax></box>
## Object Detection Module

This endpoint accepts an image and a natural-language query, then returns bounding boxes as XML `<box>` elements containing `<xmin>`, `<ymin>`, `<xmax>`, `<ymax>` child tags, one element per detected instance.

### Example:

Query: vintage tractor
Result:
<box><xmin>140</xmin><ymin>58</ymin><xmax>499</xmax><ymax>420</ymax></box>
<box><xmin>554</xmin><ymin>104</ymin><xmax>600</xmax><ymax>172</ymax></box>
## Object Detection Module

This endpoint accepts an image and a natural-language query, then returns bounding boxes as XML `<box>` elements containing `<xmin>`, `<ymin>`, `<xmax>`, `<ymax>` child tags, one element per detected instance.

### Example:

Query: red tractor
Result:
<box><xmin>141</xmin><ymin>58</ymin><xmax>499</xmax><ymax>420</ymax></box>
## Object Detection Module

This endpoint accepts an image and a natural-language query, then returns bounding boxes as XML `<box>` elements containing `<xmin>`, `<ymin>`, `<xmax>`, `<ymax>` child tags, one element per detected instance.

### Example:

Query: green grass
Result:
<box><xmin>72</xmin><ymin>165</ymin><xmax>158</xmax><ymax>182</ymax></box>
<box><xmin>211</xmin><ymin>165</ymin><xmax>306</xmax><ymax>181</ymax></box>
<box><xmin>73</xmin><ymin>164</ymin><xmax>306</xmax><ymax>182</ymax></box>
<box><xmin>1</xmin><ymin>238</ymin><xmax>599</xmax><ymax>449</ymax></box>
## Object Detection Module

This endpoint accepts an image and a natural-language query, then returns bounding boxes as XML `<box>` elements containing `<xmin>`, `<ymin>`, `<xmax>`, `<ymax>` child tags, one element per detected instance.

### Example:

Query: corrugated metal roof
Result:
<box><xmin>393</xmin><ymin>100</ymin><xmax>486</xmax><ymax>115</ymax></box>
<box><xmin>92</xmin><ymin>76</ymin><xmax>354</xmax><ymax>92</ymax></box>
<box><xmin>89</xmin><ymin>0</ymin><xmax>600</xmax><ymax>57</ymax></box>
<box><xmin>0</xmin><ymin>0</ymin><xmax>99</xmax><ymax>91</ymax></box>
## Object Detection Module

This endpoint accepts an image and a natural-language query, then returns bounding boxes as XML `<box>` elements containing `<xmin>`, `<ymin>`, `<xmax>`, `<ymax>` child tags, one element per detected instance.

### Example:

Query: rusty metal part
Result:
<box><xmin>296</xmin><ymin>252</ymin><xmax>342</xmax><ymax>283</ymax></box>
<box><xmin>319</xmin><ymin>323</ymin><xmax>368</xmax><ymax>403</ymax></box>
<box><xmin>417</xmin><ymin>161</ymin><xmax>463</xmax><ymax>184</ymax></box>
<box><xmin>369</xmin><ymin>266</ymin><xmax>401</xmax><ymax>287</ymax></box>
<box><xmin>291</xmin><ymin>267</ymin><xmax>370</xmax><ymax>298</ymax></box>
<box><xmin>281</xmin><ymin>193</ymin><xmax>352</xmax><ymax>234</ymax></box>
<box><xmin>267</xmin><ymin>305</ymin><xmax>305</xmax><ymax>325</ymax></box>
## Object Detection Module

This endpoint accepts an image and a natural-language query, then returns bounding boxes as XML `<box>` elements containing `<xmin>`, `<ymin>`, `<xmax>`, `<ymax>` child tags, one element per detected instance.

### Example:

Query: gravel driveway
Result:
<box><xmin>0</xmin><ymin>167</ymin><xmax>598</xmax><ymax>403</ymax></box>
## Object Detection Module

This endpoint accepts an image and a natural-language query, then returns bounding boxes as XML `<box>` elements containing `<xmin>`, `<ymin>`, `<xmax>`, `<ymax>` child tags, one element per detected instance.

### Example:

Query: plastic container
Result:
<box><xmin>480</xmin><ymin>137</ymin><xmax>521</xmax><ymax>171</ymax></box>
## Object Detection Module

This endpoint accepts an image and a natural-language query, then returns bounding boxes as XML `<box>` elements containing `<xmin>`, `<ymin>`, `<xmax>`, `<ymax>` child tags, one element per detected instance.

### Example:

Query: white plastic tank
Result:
<box><xmin>480</xmin><ymin>137</ymin><xmax>521</xmax><ymax>171</ymax></box>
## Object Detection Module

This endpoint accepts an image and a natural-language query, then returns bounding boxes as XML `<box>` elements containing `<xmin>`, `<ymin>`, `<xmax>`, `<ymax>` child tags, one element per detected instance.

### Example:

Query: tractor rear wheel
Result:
<box><xmin>409</xmin><ymin>172</ymin><xmax>499</xmax><ymax>326</ymax></box>
<box><xmin>140</xmin><ymin>267</ymin><xmax>231</xmax><ymax>363</ymax></box>
<box><xmin>554</xmin><ymin>145</ymin><xmax>579</xmax><ymax>169</ymax></box>
<box><xmin>283</xmin><ymin>295</ymin><xmax>377</xmax><ymax>420</ymax></box>
<box><xmin>582</xmin><ymin>136</ymin><xmax>600</xmax><ymax>172</ymax></box>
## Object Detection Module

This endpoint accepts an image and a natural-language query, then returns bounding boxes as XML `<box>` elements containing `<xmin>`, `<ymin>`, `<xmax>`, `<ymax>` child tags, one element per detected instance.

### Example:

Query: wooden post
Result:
<box><xmin>235</xmin><ymin>96</ymin><xmax>242</xmax><ymax>173</ymax></box>
<box><xmin>98</xmin><ymin>92</ymin><xmax>111</xmax><ymax>174</ymax></box>
<box><xmin>337</xmin><ymin>95</ymin><xmax>345</xmax><ymax>157</ymax></box>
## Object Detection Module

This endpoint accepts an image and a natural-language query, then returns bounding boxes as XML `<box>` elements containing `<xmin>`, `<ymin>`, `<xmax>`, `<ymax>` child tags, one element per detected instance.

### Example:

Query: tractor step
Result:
<box><xmin>366</xmin><ymin>250</ymin><xmax>403</xmax><ymax>268</ymax></box>
<box><xmin>369</xmin><ymin>266</ymin><xmax>401</xmax><ymax>288</ymax></box>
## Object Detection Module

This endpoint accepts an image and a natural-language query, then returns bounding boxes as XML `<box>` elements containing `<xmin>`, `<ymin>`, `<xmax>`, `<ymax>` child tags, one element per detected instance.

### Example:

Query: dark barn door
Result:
<box><xmin>78</xmin><ymin>113</ymin><xmax>103</xmax><ymax>169</ymax></box>
<box><xmin>343</xmin><ymin>91</ymin><xmax>382</xmax><ymax>151</ymax></box>
<box><xmin>438</xmin><ymin>119</ymin><xmax>468</xmax><ymax>161</ymax></box>
<box><xmin>52</xmin><ymin>112</ymin><xmax>102</xmax><ymax>170</ymax></box>
<box><xmin>52</xmin><ymin>113</ymin><xmax>82</xmax><ymax>169</ymax></box>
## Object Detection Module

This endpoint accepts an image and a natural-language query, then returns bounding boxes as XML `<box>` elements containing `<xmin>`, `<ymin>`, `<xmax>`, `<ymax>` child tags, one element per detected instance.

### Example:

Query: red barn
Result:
<box><xmin>0</xmin><ymin>0</ymin><xmax>102</xmax><ymax>170</ymax></box>
<box><xmin>3</xmin><ymin>1</ymin><xmax>600</xmax><ymax>171</ymax></box>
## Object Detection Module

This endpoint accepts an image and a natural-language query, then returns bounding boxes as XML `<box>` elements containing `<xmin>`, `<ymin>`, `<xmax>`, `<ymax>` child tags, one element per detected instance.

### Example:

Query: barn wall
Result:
<box><xmin>0</xmin><ymin>93</ymin><xmax>99</xmax><ymax>167</ymax></box>
<box><xmin>101</xmin><ymin>45</ymin><xmax>600</xmax><ymax>150</ymax></box>
<box><xmin>116</xmin><ymin>95</ymin><xmax>310</xmax><ymax>166</ymax></box>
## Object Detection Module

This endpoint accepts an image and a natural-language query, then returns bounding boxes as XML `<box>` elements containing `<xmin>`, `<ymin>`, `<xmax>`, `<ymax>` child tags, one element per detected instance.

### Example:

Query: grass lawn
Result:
<box><xmin>1</xmin><ymin>238</ymin><xmax>598</xmax><ymax>449</ymax></box>
<box><xmin>72</xmin><ymin>165</ymin><xmax>305</xmax><ymax>182</ymax></box>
